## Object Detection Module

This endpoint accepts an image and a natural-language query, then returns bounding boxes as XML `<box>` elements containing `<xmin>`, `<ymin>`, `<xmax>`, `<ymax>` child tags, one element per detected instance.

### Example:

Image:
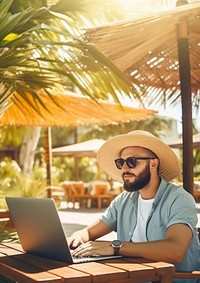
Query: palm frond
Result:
<box><xmin>0</xmin><ymin>0</ymin><xmax>143</xmax><ymax>116</ymax></box>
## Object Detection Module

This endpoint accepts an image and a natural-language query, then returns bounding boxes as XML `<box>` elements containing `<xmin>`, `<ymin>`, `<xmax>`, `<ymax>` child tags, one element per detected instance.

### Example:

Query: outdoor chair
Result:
<box><xmin>61</xmin><ymin>181</ymin><xmax>88</xmax><ymax>208</ymax></box>
<box><xmin>60</xmin><ymin>181</ymin><xmax>74</xmax><ymax>204</ymax></box>
<box><xmin>90</xmin><ymin>182</ymin><xmax>114</xmax><ymax>209</ymax></box>
<box><xmin>173</xmin><ymin>227</ymin><xmax>200</xmax><ymax>280</ymax></box>
<box><xmin>61</xmin><ymin>181</ymin><xmax>114</xmax><ymax>209</ymax></box>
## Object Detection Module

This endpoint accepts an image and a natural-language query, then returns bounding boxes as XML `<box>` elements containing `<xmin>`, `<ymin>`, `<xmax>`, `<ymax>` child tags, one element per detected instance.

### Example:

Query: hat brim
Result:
<box><xmin>97</xmin><ymin>131</ymin><xmax>181</xmax><ymax>182</ymax></box>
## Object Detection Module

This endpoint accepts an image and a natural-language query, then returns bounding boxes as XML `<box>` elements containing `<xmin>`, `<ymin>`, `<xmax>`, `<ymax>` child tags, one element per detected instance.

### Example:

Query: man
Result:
<box><xmin>68</xmin><ymin>130</ymin><xmax>200</xmax><ymax>282</ymax></box>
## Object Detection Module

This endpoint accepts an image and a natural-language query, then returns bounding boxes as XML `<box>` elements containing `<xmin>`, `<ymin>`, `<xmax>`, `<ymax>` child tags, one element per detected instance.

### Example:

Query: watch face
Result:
<box><xmin>112</xmin><ymin>240</ymin><xmax>122</xmax><ymax>247</ymax></box>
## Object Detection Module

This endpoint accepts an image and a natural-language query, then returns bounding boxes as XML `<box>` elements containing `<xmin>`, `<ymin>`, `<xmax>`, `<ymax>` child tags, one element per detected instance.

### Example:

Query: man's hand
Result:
<box><xmin>67</xmin><ymin>235</ymin><xmax>84</xmax><ymax>250</ymax></box>
<box><xmin>67</xmin><ymin>219</ymin><xmax>113</xmax><ymax>250</ymax></box>
<box><xmin>67</xmin><ymin>228</ymin><xmax>90</xmax><ymax>249</ymax></box>
<box><xmin>72</xmin><ymin>241</ymin><xmax>114</xmax><ymax>257</ymax></box>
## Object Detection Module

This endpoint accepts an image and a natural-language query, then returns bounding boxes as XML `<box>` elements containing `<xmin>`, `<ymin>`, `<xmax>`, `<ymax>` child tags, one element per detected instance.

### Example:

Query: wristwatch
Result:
<box><xmin>111</xmin><ymin>240</ymin><xmax>123</xmax><ymax>255</ymax></box>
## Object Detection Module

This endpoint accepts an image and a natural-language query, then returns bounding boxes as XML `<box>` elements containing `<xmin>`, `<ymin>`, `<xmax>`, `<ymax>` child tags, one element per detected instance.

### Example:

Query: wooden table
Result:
<box><xmin>0</xmin><ymin>242</ymin><xmax>175</xmax><ymax>283</ymax></box>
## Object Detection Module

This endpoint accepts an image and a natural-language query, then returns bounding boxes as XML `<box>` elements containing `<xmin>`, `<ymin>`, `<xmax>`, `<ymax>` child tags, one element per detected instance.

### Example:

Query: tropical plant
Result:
<box><xmin>0</xmin><ymin>0</ymin><xmax>142</xmax><ymax>119</ymax></box>
<box><xmin>78</xmin><ymin>116</ymin><xmax>172</xmax><ymax>141</ymax></box>
<box><xmin>0</xmin><ymin>0</ymin><xmax>147</xmax><ymax>179</ymax></box>
<box><xmin>0</xmin><ymin>157</ymin><xmax>46</xmax><ymax>208</ymax></box>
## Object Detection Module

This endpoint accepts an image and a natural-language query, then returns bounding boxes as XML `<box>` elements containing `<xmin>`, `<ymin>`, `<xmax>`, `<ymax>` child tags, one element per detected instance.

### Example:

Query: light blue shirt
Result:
<box><xmin>100</xmin><ymin>178</ymin><xmax>200</xmax><ymax>283</ymax></box>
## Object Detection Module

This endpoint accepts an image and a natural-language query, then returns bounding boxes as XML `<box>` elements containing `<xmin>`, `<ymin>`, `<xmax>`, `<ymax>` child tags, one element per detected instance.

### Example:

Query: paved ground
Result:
<box><xmin>59</xmin><ymin>202</ymin><xmax>200</xmax><ymax>240</ymax></box>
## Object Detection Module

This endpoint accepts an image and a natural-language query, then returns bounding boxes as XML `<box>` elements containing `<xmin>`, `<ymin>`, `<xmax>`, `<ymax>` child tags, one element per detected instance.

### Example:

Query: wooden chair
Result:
<box><xmin>173</xmin><ymin>227</ymin><xmax>200</xmax><ymax>280</ymax></box>
<box><xmin>71</xmin><ymin>182</ymin><xmax>87</xmax><ymax>207</ymax></box>
<box><xmin>90</xmin><ymin>182</ymin><xmax>114</xmax><ymax>209</ymax></box>
<box><xmin>60</xmin><ymin>182</ymin><xmax>75</xmax><ymax>204</ymax></box>
<box><xmin>61</xmin><ymin>181</ymin><xmax>88</xmax><ymax>208</ymax></box>
<box><xmin>61</xmin><ymin>181</ymin><xmax>114</xmax><ymax>209</ymax></box>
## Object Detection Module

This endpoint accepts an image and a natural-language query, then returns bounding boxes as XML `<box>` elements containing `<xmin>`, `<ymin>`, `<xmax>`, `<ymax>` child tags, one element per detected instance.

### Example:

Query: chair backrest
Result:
<box><xmin>61</xmin><ymin>181</ymin><xmax>85</xmax><ymax>197</ymax></box>
<box><xmin>91</xmin><ymin>182</ymin><xmax>110</xmax><ymax>195</ymax></box>
<box><xmin>71</xmin><ymin>182</ymin><xmax>85</xmax><ymax>195</ymax></box>
<box><xmin>60</xmin><ymin>182</ymin><xmax>74</xmax><ymax>195</ymax></box>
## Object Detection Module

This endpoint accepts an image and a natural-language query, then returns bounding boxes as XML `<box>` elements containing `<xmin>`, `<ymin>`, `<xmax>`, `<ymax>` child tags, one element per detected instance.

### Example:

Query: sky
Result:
<box><xmin>117</xmin><ymin>0</ymin><xmax>199</xmax><ymax>17</ymax></box>
<box><xmin>155</xmin><ymin>103</ymin><xmax>200</xmax><ymax>133</ymax></box>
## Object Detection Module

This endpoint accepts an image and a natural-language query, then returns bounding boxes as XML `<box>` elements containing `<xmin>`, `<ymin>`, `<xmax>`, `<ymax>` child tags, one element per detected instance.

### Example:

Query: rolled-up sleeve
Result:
<box><xmin>166</xmin><ymin>189</ymin><xmax>198</xmax><ymax>232</ymax></box>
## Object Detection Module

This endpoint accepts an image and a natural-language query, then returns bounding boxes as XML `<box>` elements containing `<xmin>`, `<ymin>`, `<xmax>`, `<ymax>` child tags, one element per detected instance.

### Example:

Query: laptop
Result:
<box><xmin>5</xmin><ymin>197</ymin><xmax>122</xmax><ymax>263</ymax></box>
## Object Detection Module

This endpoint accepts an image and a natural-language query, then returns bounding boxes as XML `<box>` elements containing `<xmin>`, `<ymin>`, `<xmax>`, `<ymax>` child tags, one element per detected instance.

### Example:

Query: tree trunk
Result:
<box><xmin>19</xmin><ymin>127</ymin><xmax>41</xmax><ymax>174</ymax></box>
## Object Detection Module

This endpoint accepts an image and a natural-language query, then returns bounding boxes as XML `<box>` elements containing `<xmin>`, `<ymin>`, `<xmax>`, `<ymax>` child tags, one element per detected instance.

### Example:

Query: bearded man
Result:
<box><xmin>68</xmin><ymin>131</ymin><xmax>200</xmax><ymax>283</ymax></box>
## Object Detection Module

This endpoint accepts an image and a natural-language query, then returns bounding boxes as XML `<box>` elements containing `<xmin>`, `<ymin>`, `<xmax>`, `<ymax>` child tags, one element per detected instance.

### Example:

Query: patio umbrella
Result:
<box><xmin>52</xmin><ymin>139</ymin><xmax>105</xmax><ymax>157</ymax></box>
<box><xmin>52</xmin><ymin>139</ymin><xmax>106</xmax><ymax>180</ymax></box>
<box><xmin>86</xmin><ymin>2</ymin><xmax>200</xmax><ymax>194</ymax></box>
<box><xmin>0</xmin><ymin>90</ymin><xmax>155</xmax><ymax>196</ymax></box>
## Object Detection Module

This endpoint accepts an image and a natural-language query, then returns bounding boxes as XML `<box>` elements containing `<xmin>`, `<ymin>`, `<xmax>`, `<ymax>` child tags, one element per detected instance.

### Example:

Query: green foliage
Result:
<box><xmin>0</xmin><ymin>222</ymin><xmax>17</xmax><ymax>242</ymax></box>
<box><xmin>0</xmin><ymin>157</ymin><xmax>46</xmax><ymax>208</ymax></box>
<box><xmin>0</xmin><ymin>157</ymin><xmax>47</xmax><ymax>242</ymax></box>
<box><xmin>46</xmin><ymin>156</ymin><xmax>100</xmax><ymax>183</ymax></box>
<box><xmin>50</xmin><ymin>156</ymin><xmax>74</xmax><ymax>183</ymax></box>
<box><xmin>79</xmin><ymin>116</ymin><xmax>172</xmax><ymax>141</ymax></box>
<box><xmin>0</xmin><ymin>125</ymin><xmax>27</xmax><ymax>147</ymax></box>
<box><xmin>0</xmin><ymin>0</ymin><xmax>139</xmax><ymax>119</ymax></box>
<box><xmin>78</xmin><ymin>157</ymin><xmax>100</xmax><ymax>182</ymax></box>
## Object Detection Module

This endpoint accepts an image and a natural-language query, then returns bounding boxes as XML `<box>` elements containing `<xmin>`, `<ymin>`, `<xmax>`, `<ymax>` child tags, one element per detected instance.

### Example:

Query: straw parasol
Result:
<box><xmin>0</xmin><ymin>91</ymin><xmax>155</xmax><ymax>195</ymax></box>
<box><xmin>86</xmin><ymin>2</ymin><xmax>200</xmax><ymax>194</ymax></box>
<box><xmin>86</xmin><ymin>3</ymin><xmax>200</xmax><ymax>95</ymax></box>
<box><xmin>0</xmin><ymin>91</ymin><xmax>155</xmax><ymax>127</ymax></box>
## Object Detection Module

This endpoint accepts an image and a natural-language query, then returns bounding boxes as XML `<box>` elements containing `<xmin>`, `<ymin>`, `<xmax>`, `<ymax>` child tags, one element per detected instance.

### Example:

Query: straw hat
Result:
<box><xmin>97</xmin><ymin>130</ymin><xmax>181</xmax><ymax>182</ymax></box>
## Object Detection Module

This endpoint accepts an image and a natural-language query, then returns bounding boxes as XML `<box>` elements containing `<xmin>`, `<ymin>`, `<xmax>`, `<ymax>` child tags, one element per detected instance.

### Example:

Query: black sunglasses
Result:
<box><xmin>114</xmin><ymin>157</ymin><xmax>156</xmax><ymax>170</ymax></box>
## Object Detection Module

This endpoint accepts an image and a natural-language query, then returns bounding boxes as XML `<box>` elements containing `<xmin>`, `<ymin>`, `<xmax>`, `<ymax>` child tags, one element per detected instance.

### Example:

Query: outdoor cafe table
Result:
<box><xmin>0</xmin><ymin>242</ymin><xmax>175</xmax><ymax>283</ymax></box>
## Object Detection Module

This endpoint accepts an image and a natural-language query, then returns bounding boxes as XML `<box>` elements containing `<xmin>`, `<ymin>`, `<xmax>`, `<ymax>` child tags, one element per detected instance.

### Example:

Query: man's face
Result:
<box><xmin>120</xmin><ymin>146</ymin><xmax>153</xmax><ymax>192</ymax></box>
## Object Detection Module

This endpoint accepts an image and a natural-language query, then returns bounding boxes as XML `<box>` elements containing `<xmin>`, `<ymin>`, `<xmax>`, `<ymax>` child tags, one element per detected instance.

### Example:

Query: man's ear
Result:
<box><xmin>151</xmin><ymin>159</ymin><xmax>159</xmax><ymax>168</ymax></box>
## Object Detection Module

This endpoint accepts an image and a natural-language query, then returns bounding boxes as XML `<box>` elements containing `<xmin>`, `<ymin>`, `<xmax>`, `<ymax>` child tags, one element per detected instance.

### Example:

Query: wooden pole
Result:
<box><xmin>177</xmin><ymin>21</ymin><xmax>194</xmax><ymax>195</ymax></box>
<box><xmin>74</xmin><ymin>127</ymin><xmax>79</xmax><ymax>180</ymax></box>
<box><xmin>44</xmin><ymin>127</ymin><xmax>52</xmax><ymax>198</ymax></box>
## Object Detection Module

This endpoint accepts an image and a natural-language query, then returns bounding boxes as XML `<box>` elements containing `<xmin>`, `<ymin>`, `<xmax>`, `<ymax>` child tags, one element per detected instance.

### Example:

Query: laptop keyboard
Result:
<box><xmin>72</xmin><ymin>255</ymin><xmax>104</xmax><ymax>263</ymax></box>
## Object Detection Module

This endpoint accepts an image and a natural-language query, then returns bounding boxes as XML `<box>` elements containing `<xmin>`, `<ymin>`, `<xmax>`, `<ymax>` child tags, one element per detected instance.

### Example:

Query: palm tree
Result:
<box><xmin>0</xmin><ymin>0</ymin><xmax>142</xmax><ymax>117</ymax></box>
<box><xmin>0</xmin><ymin>0</ymin><xmax>146</xmax><ymax>176</ymax></box>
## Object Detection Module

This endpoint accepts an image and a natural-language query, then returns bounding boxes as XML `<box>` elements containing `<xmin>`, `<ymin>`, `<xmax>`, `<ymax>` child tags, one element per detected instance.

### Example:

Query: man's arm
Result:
<box><xmin>72</xmin><ymin>223</ymin><xmax>192</xmax><ymax>263</ymax></box>
<box><xmin>68</xmin><ymin>219</ymin><xmax>113</xmax><ymax>249</ymax></box>
<box><xmin>120</xmin><ymin>223</ymin><xmax>192</xmax><ymax>263</ymax></box>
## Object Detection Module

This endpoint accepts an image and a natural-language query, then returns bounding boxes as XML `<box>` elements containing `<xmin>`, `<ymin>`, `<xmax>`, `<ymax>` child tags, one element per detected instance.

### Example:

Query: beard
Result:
<box><xmin>123</xmin><ymin>163</ymin><xmax>151</xmax><ymax>192</ymax></box>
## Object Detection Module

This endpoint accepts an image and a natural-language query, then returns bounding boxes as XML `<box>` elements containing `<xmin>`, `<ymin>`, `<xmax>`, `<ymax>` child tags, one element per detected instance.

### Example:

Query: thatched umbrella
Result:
<box><xmin>86</xmin><ymin>2</ymin><xmax>200</xmax><ymax>194</ymax></box>
<box><xmin>0</xmin><ymin>91</ymin><xmax>154</xmax><ymax>127</ymax></box>
<box><xmin>0</xmin><ymin>91</ymin><xmax>155</xmax><ymax>196</ymax></box>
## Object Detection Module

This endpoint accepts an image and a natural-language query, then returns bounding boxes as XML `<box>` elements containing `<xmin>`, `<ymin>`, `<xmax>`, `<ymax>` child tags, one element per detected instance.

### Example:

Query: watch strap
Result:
<box><xmin>113</xmin><ymin>246</ymin><xmax>120</xmax><ymax>256</ymax></box>
<box><xmin>111</xmin><ymin>240</ymin><xmax>123</xmax><ymax>256</ymax></box>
